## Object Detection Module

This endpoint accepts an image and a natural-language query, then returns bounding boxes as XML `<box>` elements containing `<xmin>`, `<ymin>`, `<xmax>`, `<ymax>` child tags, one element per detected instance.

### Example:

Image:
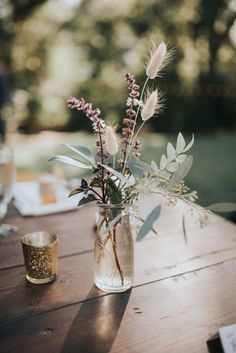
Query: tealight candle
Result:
<box><xmin>21</xmin><ymin>231</ymin><xmax>58</xmax><ymax>284</ymax></box>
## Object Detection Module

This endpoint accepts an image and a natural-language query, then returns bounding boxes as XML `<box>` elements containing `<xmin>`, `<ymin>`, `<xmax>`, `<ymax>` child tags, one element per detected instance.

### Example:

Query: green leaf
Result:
<box><xmin>166</xmin><ymin>162</ymin><xmax>179</xmax><ymax>173</ymax></box>
<box><xmin>176</xmin><ymin>132</ymin><xmax>186</xmax><ymax>154</ymax></box>
<box><xmin>78</xmin><ymin>193</ymin><xmax>96</xmax><ymax>206</ymax></box>
<box><xmin>167</xmin><ymin>142</ymin><xmax>176</xmax><ymax>161</ymax></box>
<box><xmin>134</xmin><ymin>215</ymin><xmax>158</xmax><ymax>235</ymax></box>
<box><xmin>49</xmin><ymin>155</ymin><xmax>93</xmax><ymax>170</ymax></box>
<box><xmin>69</xmin><ymin>188</ymin><xmax>86</xmax><ymax>197</ymax></box>
<box><xmin>99</xmin><ymin>163</ymin><xmax>131</xmax><ymax>185</ymax></box>
<box><xmin>170</xmin><ymin>155</ymin><xmax>193</xmax><ymax>185</ymax></box>
<box><xmin>151</xmin><ymin>160</ymin><xmax>158</xmax><ymax>171</ymax></box>
<box><xmin>128</xmin><ymin>162</ymin><xmax>144</xmax><ymax>179</ymax></box>
<box><xmin>100</xmin><ymin>213</ymin><xmax>123</xmax><ymax>238</ymax></box>
<box><xmin>160</xmin><ymin>154</ymin><xmax>167</xmax><ymax>170</ymax></box>
<box><xmin>64</xmin><ymin>144</ymin><xmax>95</xmax><ymax>165</ymax></box>
<box><xmin>136</xmin><ymin>204</ymin><xmax>161</xmax><ymax>241</ymax></box>
<box><xmin>107</xmin><ymin>180</ymin><xmax>122</xmax><ymax>204</ymax></box>
<box><xmin>129</xmin><ymin>157</ymin><xmax>155</xmax><ymax>175</ymax></box>
<box><xmin>183</xmin><ymin>134</ymin><xmax>194</xmax><ymax>153</ymax></box>
<box><xmin>175</xmin><ymin>154</ymin><xmax>187</xmax><ymax>163</ymax></box>
<box><xmin>207</xmin><ymin>202</ymin><xmax>236</xmax><ymax>212</ymax></box>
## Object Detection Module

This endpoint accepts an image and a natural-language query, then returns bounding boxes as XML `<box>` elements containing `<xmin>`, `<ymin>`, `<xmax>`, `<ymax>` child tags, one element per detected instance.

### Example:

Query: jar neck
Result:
<box><xmin>97</xmin><ymin>204</ymin><xmax>127</xmax><ymax>218</ymax></box>
<box><xmin>97</xmin><ymin>203</ymin><xmax>126</xmax><ymax>211</ymax></box>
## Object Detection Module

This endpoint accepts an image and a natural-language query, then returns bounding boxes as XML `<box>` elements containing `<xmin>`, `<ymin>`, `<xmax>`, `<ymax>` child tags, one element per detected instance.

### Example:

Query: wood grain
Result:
<box><xmin>0</xmin><ymin>206</ymin><xmax>96</xmax><ymax>269</ymax></box>
<box><xmin>1</xmin><ymin>196</ymin><xmax>236</xmax><ymax>353</ymax></box>
<box><xmin>1</xmin><ymin>221</ymin><xmax>236</xmax><ymax>324</ymax></box>
<box><xmin>0</xmin><ymin>198</ymin><xmax>228</xmax><ymax>270</ymax></box>
<box><xmin>1</xmin><ymin>258</ymin><xmax>236</xmax><ymax>353</ymax></box>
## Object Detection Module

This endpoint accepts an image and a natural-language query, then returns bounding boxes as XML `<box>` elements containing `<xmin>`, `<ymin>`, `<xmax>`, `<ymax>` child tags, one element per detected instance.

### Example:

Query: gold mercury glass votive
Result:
<box><xmin>21</xmin><ymin>231</ymin><xmax>58</xmax><ymax>284</ymax></box>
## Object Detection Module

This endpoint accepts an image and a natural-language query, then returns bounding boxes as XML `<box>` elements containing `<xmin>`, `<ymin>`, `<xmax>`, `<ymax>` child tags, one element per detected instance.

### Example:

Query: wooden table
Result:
<box><xmin>0</xmin><ymin>197</ymin><xmax>236</xmax><ymax>353</ymax></box>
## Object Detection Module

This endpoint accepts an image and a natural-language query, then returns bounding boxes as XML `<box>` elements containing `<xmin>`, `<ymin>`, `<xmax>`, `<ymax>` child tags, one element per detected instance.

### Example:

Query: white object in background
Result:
<box><xmin>0</xmin><ymin>144</ymin><xmax>16</xmax><ymax>236</ymax></box>
<box><xmin>219</xmin><ymin>324</ymin><xmax>236</xmax><ymax>353</ymax></box>
<box><xmin>13</xmin><ymin>181</ymin><xmax>80</xmax><ymax>216</ymax></box>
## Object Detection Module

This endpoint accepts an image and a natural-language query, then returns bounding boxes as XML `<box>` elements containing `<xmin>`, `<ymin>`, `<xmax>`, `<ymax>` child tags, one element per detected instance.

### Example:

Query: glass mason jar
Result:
<box><xmin>94</xmin><ymin>204</ymin><xmax>134</xmax><ymax>293</ymax></box>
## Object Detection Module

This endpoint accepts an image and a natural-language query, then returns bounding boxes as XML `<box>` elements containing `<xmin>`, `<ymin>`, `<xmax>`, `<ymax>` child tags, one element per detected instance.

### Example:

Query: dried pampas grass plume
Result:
<box><xmin>105</xmin><ymin>126</ymin><xmax>119</xmax><ymax>156</ymax></box>
<box><xmin>146</xmin><ymin>42</ymin><xmax>170</xmax><ymax>79</ymax></box>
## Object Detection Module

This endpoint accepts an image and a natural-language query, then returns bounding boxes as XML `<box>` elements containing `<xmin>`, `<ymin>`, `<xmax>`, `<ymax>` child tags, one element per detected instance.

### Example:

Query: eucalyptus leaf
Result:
<box><xmin>128</xmin><ymin>156</ymin><xmax>155</xmax><ymax>175</ymax></box>
<box><xmin>69</xmin><ymin>188</ymin><xmax>86</xmax><ymax>197</ymax></box>
<box><xmin>136</xmin><ymin>161</ymin><xmax>155</xmax><ymax>175</ymax></box>
<box><xmin>175</xmin><ymin>154</ymin><xmax>187</xmax><ymax>163</ymax></box>
<box><xmin>136</xmin><ymin>204</ymin><xmax>161</xmax><ymax>241</ymax></box>
<box><xmin>167</xmin><ymin>142</ymin><xmax>176</xmax><ymax>161</ymax></box>
<box><xmin>176</xmin><ymin>132</ymin><xmax>186</xmax><ymax>154</ymax></box>
<box><xmin>207</xmin><ymin>202</ymin><xmax>236</xmax><ymax>212</ymax></box>
<box><xmin>128</xmin><ymin>163</ymin><xmax>144</xmax><ymax>179</ymax></box>
<box><xmin>49</xmin><ymin>155</ymin><xmax>93</xmax><ymax>170</ymax></box>
<box><xmin>170</xmin><ymin>155</ymin><xmax>193</xmax><ymax>185</ymax></box>
<box><xmin>107</xmin><ymin>180</ymin><xmax>122</xmax><ymax>204</ymax></box>
<box><xmin>78</xmin><ymin>193</ymin><xmax>96</xmax><ymax>206</ymax></box>
<box><xmin>151</xmin><ymin>160</ymin><xmax>158</xmax><ymax>171</ymax></box>
<box><xmin>160</xmin><ymin>154</ymin><xmax>167</xmax><ymax>170</ymax></box>
<box><xmin>64</xmin><ymin>144</ymin><xmax>95</xmax><ymax>165</ymax></box>
<box><xmin>166</xmin><ymin>162</ymin><xmax>179</xmax><ymax>173</ymax></box>
<box><xmin>100</xmin><ymin>213</ymin><xmax>123</xmax><ymax>238</ymax></box>
<box><xmin>134</xmin><ymin>215</ymin><xmax>158</xmax><ymax>235</ymax></box>
<box><xmin>99</xmin><ymin>163</ymin><xmax>131</xmax><ymax>185</ymax></box>
<box><xmin>183</xmin><ymin>134</ymin><xmax>194</xmax><ymax>153</ymax></box>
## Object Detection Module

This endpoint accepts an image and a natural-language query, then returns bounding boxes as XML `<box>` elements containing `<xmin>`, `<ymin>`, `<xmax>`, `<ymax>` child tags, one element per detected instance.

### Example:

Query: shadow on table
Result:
<box><xmin>61</xmin><ymin>286</ymin><xmax>132</xmax><ymax>353</ymax></box>
<box><xmin>0</xmin><ymin>278</ymin><xmax>52</xmax><ymax>326</ymax></box>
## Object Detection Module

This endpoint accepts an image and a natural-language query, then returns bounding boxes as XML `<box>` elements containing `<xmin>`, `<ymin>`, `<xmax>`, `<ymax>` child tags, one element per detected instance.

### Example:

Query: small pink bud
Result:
<box><xmin>141</xmin><ymin>90</ymin><xmax>158</xmax><ymax>121</ymax></box>
<box><xmin>146</xmin><ymin>42</ymin><xmax>167</xmax><ymax>79</ymax></box>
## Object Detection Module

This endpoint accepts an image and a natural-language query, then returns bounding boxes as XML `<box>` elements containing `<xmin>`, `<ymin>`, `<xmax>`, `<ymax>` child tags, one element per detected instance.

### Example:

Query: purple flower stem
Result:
<box><xmin>98</xmin><ymin>133</ymin><xmax>106</xmax><ymax>203</ymax></box>
<box><xmin>122</xmin><ymin>77</ymin><xmax>149</xmax><ymax>172</ymax></box>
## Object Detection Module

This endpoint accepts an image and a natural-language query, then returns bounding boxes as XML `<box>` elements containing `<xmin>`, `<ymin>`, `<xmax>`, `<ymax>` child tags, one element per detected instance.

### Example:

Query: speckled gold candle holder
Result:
<box><xmin>21</xmin><ymin>231</ymin><xmax>58</xmax><ymax>284</ymax></box>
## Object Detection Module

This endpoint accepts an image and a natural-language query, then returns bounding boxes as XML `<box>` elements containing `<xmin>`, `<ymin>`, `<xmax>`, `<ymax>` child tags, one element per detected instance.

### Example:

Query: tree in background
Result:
<box><xmin>0</xmin><ymin>0</ymin><xmax>235</xmax><ymax>133</ymax></box>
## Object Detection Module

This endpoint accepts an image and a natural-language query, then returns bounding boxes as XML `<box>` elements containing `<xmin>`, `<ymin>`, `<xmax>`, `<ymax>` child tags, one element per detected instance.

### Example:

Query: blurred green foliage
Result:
<box><xmin>0</xmin><ymin>0</ymin><xmax>236</xmax><ymax>133</ymax></box>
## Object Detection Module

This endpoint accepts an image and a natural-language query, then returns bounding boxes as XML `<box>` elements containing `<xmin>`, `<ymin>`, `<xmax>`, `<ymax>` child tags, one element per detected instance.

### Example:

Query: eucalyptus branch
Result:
<box><xmin>152</xmin><ymin>190</ymin><xmax>199</xmax><ymax>210</ymax></box>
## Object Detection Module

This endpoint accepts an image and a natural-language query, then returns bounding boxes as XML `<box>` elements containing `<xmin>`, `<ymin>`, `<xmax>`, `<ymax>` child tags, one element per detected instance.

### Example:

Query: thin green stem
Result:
<box><xmin>120</xmin><ymin>121</ymin><xmax>145</xmax><ymax>193</ymax></box>
<box><xmin>98</xmin><ymin>132</ymin><xmax>106</xmax><ymax>203</ymax></box>
<box><xmin>131</xmin><ymin>121</ymin><xmax>145</xmax><ymax>148</ymax></box>
<box><xmin>134</xmin><ymin>77</ymin><xmax>149</xmax><ymax>126</ymax></box>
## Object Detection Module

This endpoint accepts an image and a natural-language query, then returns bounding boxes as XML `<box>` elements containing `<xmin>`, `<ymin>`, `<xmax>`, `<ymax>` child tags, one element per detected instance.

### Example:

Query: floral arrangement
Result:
<box><xmin>50</xmin><ymin>42</ymin><xmax>236</xmax><ymax>241</ymax></box>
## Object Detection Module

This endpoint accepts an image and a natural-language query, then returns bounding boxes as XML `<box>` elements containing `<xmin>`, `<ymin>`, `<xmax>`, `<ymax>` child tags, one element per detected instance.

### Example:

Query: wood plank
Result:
<box><xmin>0</xmin><ymin>206</ymin><xmax>96</xmax><ymax>269</ymax></box>
<box><xmin>0</xmin><ymin>198</ymin><xmax>228</xmax><ymax>269</ymax></box>
<box><xmin>1</xmin><ymin>221</ymin><xmax>236</xmax><ymax>323</ymax></box>
<box><xmin>1</xmin><ymin>258</ymin><xmax>236</xmax><ymax>353</ymax></box>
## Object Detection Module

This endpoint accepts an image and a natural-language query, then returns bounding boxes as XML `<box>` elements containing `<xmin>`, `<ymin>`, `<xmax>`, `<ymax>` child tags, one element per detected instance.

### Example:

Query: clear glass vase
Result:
<box><xmin>94</xmin><ymin>204</ymin><xmax>134</xmax><ymax>293</ymax></box>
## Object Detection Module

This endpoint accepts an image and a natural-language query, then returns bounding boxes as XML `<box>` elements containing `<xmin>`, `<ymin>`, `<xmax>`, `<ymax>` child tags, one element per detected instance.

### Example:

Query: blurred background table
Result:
<box><xmin>0</xmin><ymin>199</ymin><xmax>236</xmax><ymax>353</ymax></box>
